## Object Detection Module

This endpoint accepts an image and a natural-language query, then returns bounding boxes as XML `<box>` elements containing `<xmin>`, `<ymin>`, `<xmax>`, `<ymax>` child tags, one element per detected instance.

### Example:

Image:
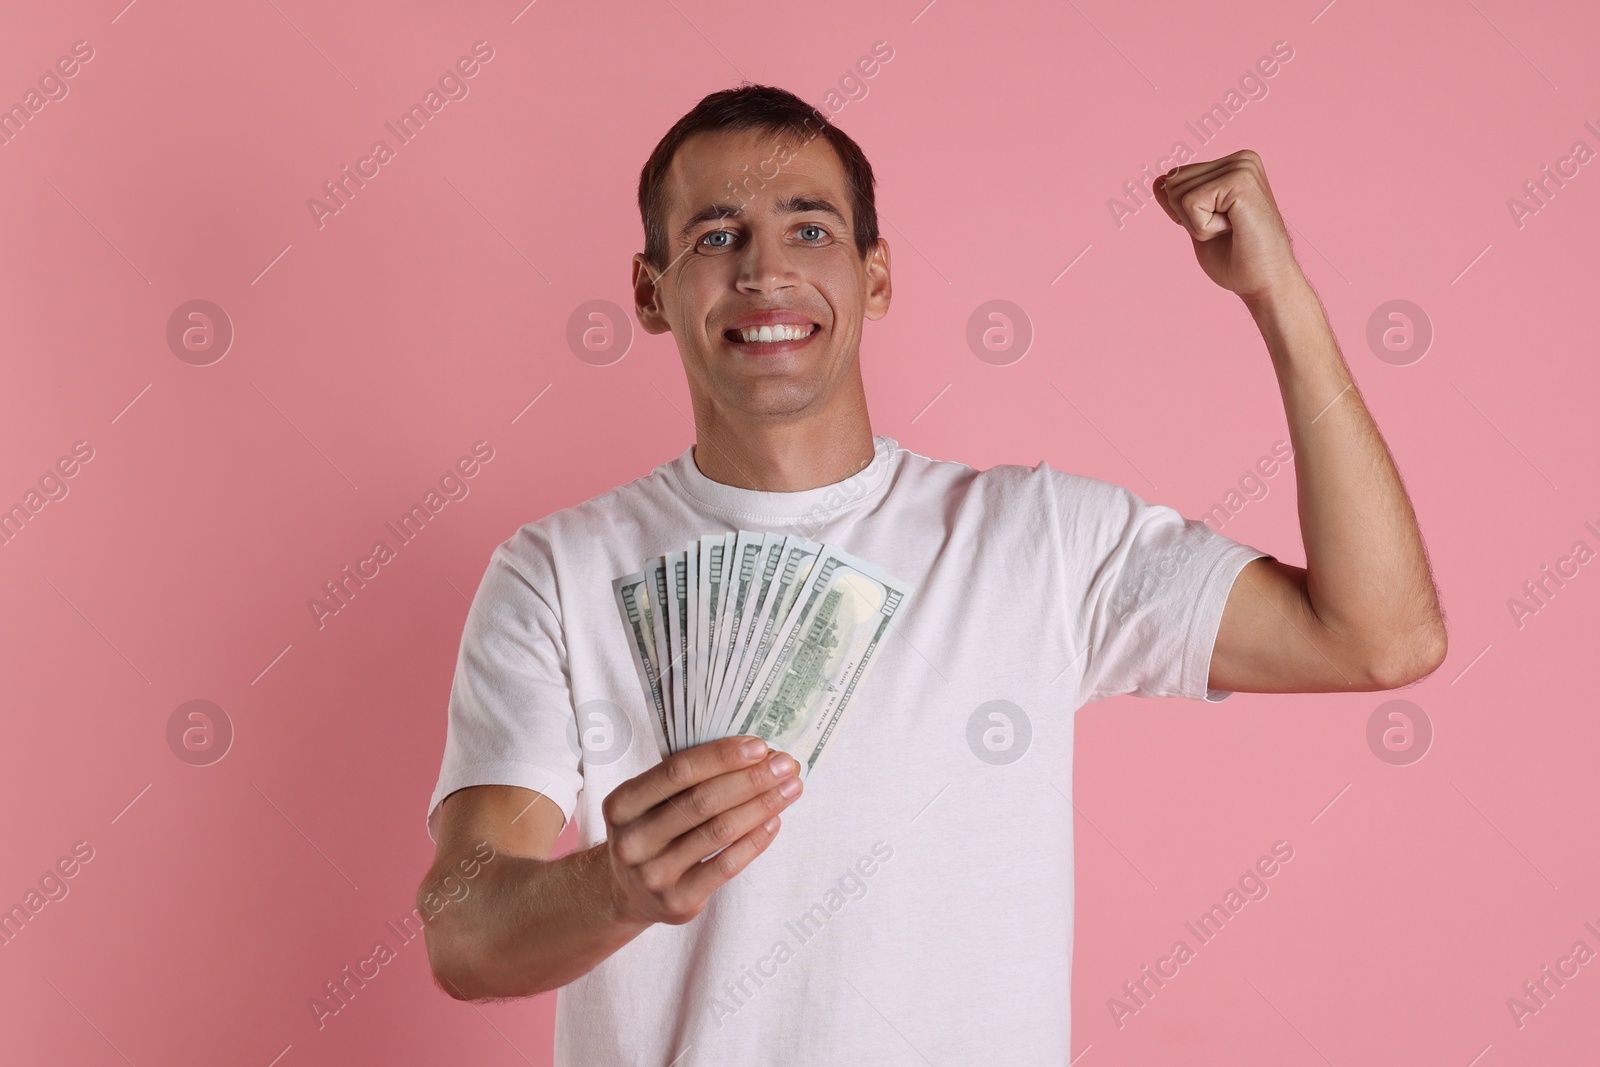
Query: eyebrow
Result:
<box><xmin>675</xmin><ymin>194</ymin><xmax>849</xmax><ymax>242</ymax></box>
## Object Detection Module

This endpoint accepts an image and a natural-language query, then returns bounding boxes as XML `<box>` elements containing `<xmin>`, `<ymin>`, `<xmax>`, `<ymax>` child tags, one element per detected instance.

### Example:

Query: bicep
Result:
<box><xmin>1208</xmin><ymin>557</ymin><xmax>1376</xmax><ymax>693</ymax></box>
<box><xmin>432</xmin><ymin>784</ymin><xmax>567</xmax><ymax>867</ymax></box>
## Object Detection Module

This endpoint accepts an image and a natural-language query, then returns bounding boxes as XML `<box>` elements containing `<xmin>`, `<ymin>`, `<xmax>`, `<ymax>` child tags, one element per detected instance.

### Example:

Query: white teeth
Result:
<box><xmin>736</xmin><ymin>323</ymin><xmax>814</xmax><ymax>343</ymax></box>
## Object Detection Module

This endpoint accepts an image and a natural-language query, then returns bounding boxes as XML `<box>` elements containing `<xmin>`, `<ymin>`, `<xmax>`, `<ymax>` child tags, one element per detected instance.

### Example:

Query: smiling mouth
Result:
<box><xmin>723</xmin><ymin>323</ymin><xmax>821</xmax><ymax>345</ymax></box>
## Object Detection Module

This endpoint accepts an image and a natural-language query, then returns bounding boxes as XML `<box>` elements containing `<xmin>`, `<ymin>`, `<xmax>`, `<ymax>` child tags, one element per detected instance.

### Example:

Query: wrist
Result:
<box><xmin>1241</xmin><ymin>272</ymin><xmax>1317</xmax><ymax>321</ymax></box>
<box><xmin>594</xmin><ymin>844</ymin><xmax>654</xmax><ymax>933</ymax></box>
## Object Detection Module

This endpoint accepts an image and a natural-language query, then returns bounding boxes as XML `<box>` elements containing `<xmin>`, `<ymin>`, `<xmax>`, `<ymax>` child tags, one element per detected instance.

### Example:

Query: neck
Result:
<box><xmin>689</xmin><ymin>390</ymin><xmax>875</xmax><ymax>493</ymax></box>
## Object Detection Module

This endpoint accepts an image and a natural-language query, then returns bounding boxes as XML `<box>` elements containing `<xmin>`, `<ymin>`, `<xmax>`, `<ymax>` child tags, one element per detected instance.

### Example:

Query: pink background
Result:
<box><xmin>3</xmin><ymin>0</ymin><xmax>1597</xmax><ymax>1063</ymax></box>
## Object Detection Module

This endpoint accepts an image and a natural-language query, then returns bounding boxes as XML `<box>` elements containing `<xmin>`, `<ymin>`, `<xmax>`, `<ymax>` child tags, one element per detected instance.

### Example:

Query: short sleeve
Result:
<box><xmin>425</xmin><ymin>530</ymin><xmax>584</xmax><ymax>843</ymax></box>
<box><xmin>1059</xmin><ymin>474</ymin><xmax>1271</xmax><ymax>705</ymax></box>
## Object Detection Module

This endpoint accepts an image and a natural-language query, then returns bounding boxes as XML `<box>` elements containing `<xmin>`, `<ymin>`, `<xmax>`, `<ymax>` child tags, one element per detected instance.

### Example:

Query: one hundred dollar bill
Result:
<box><xmin>729</xmin><ymin>543</ymin><xmax>912</xmax><ymax>779</ymax></box>
<box><xmin>610</xmin><ymin>570</ymin><xmax>669</xmax><ymax>758</ymax></box>
<box><xmin>710</xmin><ymin>536</ymin><xmax>821</xmax><ymax>742</ymax></box>
<box><xmin>613</xmin><ymin>532</ymin><xmax>913</xmax><ymax>780</ymax></box>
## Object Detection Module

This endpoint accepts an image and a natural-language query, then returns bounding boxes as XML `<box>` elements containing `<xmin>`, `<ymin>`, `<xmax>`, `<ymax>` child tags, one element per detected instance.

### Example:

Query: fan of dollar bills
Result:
<box><xmin>611</xmin><ymin>531</ymin><xmax>914</xmax><ymax>780</ymax></box>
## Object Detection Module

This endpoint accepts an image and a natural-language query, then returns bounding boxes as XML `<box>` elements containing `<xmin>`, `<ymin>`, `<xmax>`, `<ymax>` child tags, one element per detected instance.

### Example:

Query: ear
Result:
<box><xmin>862</xmin><ymin>237</ymin><xmax>892</xmax><ymax>322</ymax></box>
<box><xmin>632</xmin><ymin>253</ymin><xmax>672</xmax><ymax>335</ymax></box>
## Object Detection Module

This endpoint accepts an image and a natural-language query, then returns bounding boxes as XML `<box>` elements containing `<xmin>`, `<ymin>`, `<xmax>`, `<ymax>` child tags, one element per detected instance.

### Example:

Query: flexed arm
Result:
<box><xmin>1153</xmin><ymin>151</ymin><xmax>1447</xmax><ymax>692</ymax></box>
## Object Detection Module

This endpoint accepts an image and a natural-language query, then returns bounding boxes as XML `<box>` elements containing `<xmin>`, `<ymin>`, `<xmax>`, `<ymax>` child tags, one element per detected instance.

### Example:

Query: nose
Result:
<box><xmin>735</xmin><ymin>228</ymin><xmax>799</xmax><ymax>296</ymax></box>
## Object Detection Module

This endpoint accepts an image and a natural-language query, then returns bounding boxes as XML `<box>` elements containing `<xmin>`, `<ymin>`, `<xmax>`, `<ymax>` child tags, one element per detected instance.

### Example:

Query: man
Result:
<box><xmin>418</xmin><ymin>84</ymin><xmax>1445</xmax><ymax>1063</ymax></box>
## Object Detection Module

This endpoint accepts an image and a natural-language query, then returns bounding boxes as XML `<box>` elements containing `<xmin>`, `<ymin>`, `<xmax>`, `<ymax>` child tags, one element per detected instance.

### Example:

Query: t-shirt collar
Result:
<box><xmin>667</xmin><ymin>434</ymin><xmax>897</xmax><ymax>524</ymax></box>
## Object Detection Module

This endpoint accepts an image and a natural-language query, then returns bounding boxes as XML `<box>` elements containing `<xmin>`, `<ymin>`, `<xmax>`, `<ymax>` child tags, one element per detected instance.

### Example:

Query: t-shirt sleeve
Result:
<box><xmin>1056</xmin><ymin>472</ymin><xmax>1272</xmax><ymax>705</ymax></box>
<box><xmin>425</xmin><ymin>530</ymin><xmax>584</xmax><ymax>843</ymax></box>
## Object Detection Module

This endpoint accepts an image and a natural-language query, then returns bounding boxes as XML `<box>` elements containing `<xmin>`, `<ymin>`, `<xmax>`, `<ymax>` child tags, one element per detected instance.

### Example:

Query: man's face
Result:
<box><xmin>633</xmin><ymin>128</ymin><xmax>891</xmax><ymax>422</ymax></box>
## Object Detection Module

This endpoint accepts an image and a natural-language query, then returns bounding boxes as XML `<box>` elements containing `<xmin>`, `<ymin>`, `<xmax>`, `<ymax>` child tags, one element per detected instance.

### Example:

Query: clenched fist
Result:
<box><xmin>1153</xmin><ymin>149</ymin><xmax>1306</xmax><ymax>305</ymax></box>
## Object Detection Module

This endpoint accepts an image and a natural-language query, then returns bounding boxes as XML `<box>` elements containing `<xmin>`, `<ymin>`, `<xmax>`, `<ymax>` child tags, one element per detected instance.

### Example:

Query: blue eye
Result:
<box><xmin>696</xmin><ymin>224</ymin><xmax>830</xmax><ymax>250</ymax></box>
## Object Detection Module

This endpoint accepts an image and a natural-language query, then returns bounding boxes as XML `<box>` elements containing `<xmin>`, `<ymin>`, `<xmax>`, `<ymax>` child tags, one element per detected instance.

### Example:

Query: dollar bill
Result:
<box><xmin>697</xmin><ymin>532</ymin><xmax>735</xmax><ymax>744</ymax></box>
<box><xmin>612</xmin><ymin>531</ymin><xmax>912</xmax><ymax>781</ymax></box>
<box><xmin>610</xmin><ymin>570</ymin><xmax>669</xmax><ymax>758</ymax></box>
<box><xmin>706</xmin><ymin>530</ymin><xmax>766</xmax><ymax>729</ymax></box>
<box><xmin>663</xmin><ymin>550</ymin><xmax>688</xmax><ymax>752</ymax></box>
<box><xmin>684</xmin><ymin>541</ymin><xmax>699</xmax><ymax>750</ymax></box>
<box><xmin>712</xmin><ymin>536</ymin><xmax>821</xmax><ymax>742</ymax></box>
<box><xmin>730</xmin><ymin>544</ymin><xmax>912</xmax><ymax>779</ymax></box>
<box><xmin>708</xmin><ymin>533</ymin><xmax>784</xmax><ymax>739</ymax></box>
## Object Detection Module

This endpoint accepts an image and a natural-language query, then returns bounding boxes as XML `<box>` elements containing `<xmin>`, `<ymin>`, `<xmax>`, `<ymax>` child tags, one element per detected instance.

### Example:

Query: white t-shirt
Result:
<box><xmin>427</xmin><ymin>434</ymin><xmax>1270</xmax><ymax>1065</ymax></box>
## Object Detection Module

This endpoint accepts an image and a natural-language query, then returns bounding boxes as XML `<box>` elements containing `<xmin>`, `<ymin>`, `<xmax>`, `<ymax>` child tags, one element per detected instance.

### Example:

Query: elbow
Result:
<box><xmin>421</xmin><ymin>915</ymin><xmax>485</xmax><ymax>1001</ymax></box>
<box><xmin>1363</xmin><ymin>622</ymin><xmax>1448</xmax><ymax>690</ymax></box>
<box><xmin>418</xmin><ymin>899</ymin><xmax>502</xmax><ymax>1002</ymax></box>
<box><xmin>426</xmin><ymin>937</ymin><xmax>521</xmax><ymax>1002</ymax></box>
<box><xmin>423</xmin><ymin>920</ymin><xmax>553</xmax><ymax>1002</ymax></box>
<box><xmin>430</xmin><ymin>965</ymin><xmax>479</xmax><ymax>1003</ymax></box>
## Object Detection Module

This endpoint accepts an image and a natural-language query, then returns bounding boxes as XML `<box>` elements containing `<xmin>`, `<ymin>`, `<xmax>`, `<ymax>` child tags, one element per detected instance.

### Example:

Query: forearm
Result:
<box><xmin>423</xmin><ymin>843</ymin><xmax>652</xmax><ymax>999</ymax></box>
<box><xmin>1244</xmin><ymin>276</ymin><xmax>1445</xmax><ymax>678</ymax></box>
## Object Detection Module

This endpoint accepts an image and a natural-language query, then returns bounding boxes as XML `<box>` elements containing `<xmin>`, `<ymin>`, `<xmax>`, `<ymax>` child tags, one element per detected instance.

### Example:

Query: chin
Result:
<box><xmin>720</xmin><ymin>381</ymin><xmax>823</xmax><ymax>419</ymax></box>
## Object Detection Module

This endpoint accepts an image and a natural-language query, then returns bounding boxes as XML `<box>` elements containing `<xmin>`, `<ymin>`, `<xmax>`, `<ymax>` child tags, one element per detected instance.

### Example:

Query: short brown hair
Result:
<box><xmin>636</xmin><ymin>84</ymin><xmax>880</xmax><ymax>272</ymax></box>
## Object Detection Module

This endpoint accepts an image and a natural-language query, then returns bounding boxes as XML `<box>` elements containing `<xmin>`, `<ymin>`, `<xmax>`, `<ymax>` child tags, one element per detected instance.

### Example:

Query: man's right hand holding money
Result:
<box><xmin>605</xmin><ymin>735</ymin><xmax>801</xmax><ymax>926</ymax></box>
<box><xmin>419</xmin><ymin>735</ymin><xmax>801</xmax><ymax>999</ymax></box>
